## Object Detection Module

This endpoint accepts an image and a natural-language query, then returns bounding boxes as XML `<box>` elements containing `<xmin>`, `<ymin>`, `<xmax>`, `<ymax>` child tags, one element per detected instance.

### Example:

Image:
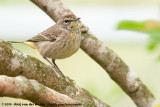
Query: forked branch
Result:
<box><xmin>30</xmin><ymin>0</ymin><xmax>159</xmax><ymax>106</ymax></box>
<box><xmin>0</xmin><ymin>40</ymin><xmax>109</xmax><ymax>106</ymax></box>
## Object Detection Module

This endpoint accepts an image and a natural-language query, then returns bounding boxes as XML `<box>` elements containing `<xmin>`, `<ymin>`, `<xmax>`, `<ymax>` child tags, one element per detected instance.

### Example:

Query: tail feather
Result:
<box><xmin>8</xmin><ymin>41</ymin><xmax>36</xmax><ymax>49</ymax></box>
<box><xmin>8</xmin><ymin>41</ymin><xmax>25</xmax><ymax>43</ymax></box>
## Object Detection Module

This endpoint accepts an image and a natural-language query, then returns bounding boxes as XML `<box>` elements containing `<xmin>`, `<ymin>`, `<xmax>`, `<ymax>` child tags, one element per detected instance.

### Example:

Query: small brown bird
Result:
<box><xmin>9</xmin><ymin>14</ymin><xmax>82</xmax><ymax>75</ymax></box>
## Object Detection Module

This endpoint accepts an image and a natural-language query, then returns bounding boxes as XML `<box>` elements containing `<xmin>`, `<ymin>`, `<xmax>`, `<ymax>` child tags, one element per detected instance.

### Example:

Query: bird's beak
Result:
<box><xmin>74</xmin><ymin>18</ymin><xmax>80</xmax><ymax>21</ymax></box>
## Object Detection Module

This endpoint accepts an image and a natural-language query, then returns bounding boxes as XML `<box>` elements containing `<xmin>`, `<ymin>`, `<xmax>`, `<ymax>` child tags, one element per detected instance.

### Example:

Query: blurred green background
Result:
<box><xmin>0</xmin><ymin>0</ymin><xmax>160</xmax><ymax>107</ymax></box>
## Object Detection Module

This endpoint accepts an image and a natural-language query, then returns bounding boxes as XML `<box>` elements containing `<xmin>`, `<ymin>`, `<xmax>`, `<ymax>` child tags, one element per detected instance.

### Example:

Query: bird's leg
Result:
<box><xmin>52</xmin><ymin>59</ymin><xmax>58</xmax><ymax>68</ymax></box>
<box><xmin>43</xmin><ymin>57</ymin><xmax>63</xmax><ymax>75</ymax></box>
<box><xmin>52</xmin><ymin>59</ymin><xmax>63</xmax><ymax>75</ymax></box>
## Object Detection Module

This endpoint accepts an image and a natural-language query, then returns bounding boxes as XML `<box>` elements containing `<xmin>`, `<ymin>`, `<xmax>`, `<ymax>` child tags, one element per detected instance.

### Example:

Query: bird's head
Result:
<box><xmin>58</xmin><ymin>14</ymin><xmax>80</xmax><ymax>30</ymax></box>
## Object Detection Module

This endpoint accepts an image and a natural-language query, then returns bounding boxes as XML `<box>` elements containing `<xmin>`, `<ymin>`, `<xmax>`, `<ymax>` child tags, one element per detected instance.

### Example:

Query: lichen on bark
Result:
<box><xmin>0</xmin><ymin>40</ymin><xmax>109</xmax><ymax>107</ymax></box>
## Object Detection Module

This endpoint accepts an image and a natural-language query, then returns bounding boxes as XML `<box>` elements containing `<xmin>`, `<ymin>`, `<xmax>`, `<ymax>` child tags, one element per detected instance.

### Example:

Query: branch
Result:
<box><xmin>30</xmin><ymin>0</ymin><xmax>159</xmax><ymax>106</ymax></box>
<box><xmin>0</xmin><ymin>75</ymin><xmax>81</xmax><ymax>107</ymax></box>
<box><xmin>0</xmin><ymin>40</ymin><xmax>110</xmax><ymax>107</ymax></box>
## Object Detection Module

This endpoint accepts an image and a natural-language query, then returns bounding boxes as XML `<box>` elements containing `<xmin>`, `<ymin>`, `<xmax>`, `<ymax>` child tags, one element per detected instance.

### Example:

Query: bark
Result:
<box><xmin>0</xmin><ymin>75</ymin><xmax>81</xmax><ymax>107</ymax></box>
<box><xmin>29</xmin><ymin>0</ymin><xmax>159</xmax><ymax>107</ymax></box>
<box><xmin>0</xmin><ymin>40</ymin><xmax>109</xmax><ymax>107</ymax></box>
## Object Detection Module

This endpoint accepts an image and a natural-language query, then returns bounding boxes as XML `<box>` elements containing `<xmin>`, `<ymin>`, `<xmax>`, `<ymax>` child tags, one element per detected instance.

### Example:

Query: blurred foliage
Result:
<box><xmin>155</xmin><ymin>103</ymin><xmax>160</xmax><ymax>107</ymax></box>
<box><xmin>0</xmin><ymin>0</ymin><xmax>28</xmax><ymax>4</ymax></box>
<box><xmin>117</xmin><ymin>20</ymin><xmax>160</xmax><ymax>59</ymax></box>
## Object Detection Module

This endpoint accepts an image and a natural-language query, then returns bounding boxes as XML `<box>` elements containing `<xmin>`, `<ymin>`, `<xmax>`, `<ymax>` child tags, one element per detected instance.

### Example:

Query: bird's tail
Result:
<box><xmin>8</xmin><ymin>41</ymin><xmax>25</xmax><ymax>43</ymax></box>
<box><xmin>8</xmin><ymin>41</ymin><xmax>36</xmax><ymax>49</ymax></box>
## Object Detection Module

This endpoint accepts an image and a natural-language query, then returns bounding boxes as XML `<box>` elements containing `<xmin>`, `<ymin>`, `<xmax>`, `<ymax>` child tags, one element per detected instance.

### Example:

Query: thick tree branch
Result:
<box><xmin>30</xmin><ymin>0</ymin><xmax>159</xmax><ymax>106</ymax></box>
<box><xmin>0</xmin><ymin>75</ymin><xmax>81</xmax><ymax>107</ymax></box>
<box><xmin>0</xmin><ymin>40</ymin><xmax>109</xmax><ymax>107</ymax></box>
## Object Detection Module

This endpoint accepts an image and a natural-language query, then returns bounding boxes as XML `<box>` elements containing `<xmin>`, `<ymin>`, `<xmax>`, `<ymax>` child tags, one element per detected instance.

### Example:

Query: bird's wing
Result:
<box><xmin>27</xmin><ymin>33</ymin><xmax>57</xmax><ymax>42</ymax></box>
<box><xmin>27</xmin><ymin>25</ymin><xmax>62</xmax><ymax>42</ymax></box>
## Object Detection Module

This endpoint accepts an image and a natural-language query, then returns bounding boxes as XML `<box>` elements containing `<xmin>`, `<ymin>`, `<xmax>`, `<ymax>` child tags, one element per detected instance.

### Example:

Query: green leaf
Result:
<box><xmin>117</xmin><ymin>20</ymin><xmax>160</xmax><ymax>51</ymax></box>
<box><xmin>117</xmin><ymin>20</ymin><xmax>148</xmax><ymax>32</ymax></box>
<box><xmin>117</xmin><ymin>20</ymin><xmax>160</xmax><ymax>33</ymax></box>
<box><xmin>147</xmin><ymin>42</ymin><xmax>157</xmax><ymax>50</ymax></box>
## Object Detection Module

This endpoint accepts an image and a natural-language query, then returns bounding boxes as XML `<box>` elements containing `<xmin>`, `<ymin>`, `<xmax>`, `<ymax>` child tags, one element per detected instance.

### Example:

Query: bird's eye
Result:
<box><xmin>64</xmin><ymin>20</ymin><xmax>70</xmax><ymax>23</ymax></box>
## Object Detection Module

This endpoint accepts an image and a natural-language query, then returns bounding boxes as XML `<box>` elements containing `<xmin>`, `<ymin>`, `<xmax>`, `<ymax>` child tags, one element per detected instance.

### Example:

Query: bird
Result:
<box><xmin>8</xmin><ymin>14</ymin><xmax>82</xmax><ymax>75</ymax></box>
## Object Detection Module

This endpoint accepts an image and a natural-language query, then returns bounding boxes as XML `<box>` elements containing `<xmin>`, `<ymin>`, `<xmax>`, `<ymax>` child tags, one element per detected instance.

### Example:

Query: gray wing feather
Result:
<box><xmin>27</xmin><ymin>25</ymin><xmax>62</xmax><ymax>42</ymax></box>
<box><xmin>27</xmin><ymin>33</ymin><xmax>56</xmax><ymax>42</ymax></box>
